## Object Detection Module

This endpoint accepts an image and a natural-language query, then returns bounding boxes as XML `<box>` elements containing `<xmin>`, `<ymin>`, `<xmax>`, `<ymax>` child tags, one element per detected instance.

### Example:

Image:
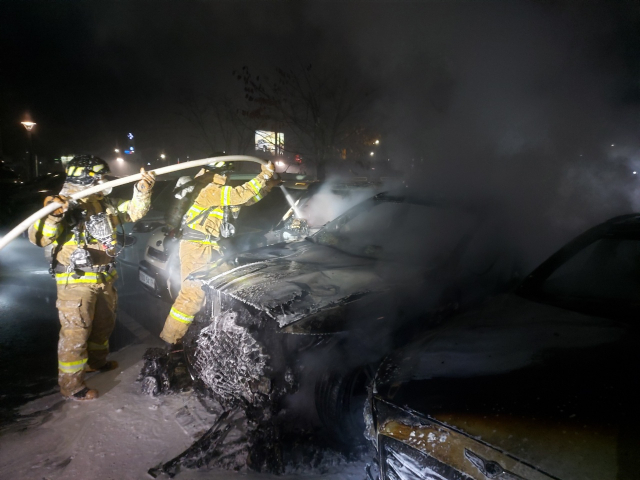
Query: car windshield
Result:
<box><xmin>311</xmin><ymin>197</ymin><xmax>478</xmax><ymax>264</ymax></box>
<box><xmin>537</xmin><ymin>235</ymin><xmax>640</xmax><ymax>303</ymax></box>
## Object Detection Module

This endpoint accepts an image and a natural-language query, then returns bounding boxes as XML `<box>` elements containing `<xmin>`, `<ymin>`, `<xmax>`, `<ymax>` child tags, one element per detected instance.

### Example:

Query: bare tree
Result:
<box><xmin>179</xmin><ymin>90</ymin><xmax>258</xmax><ymax>155</ymax></box>
<box><xmin>237</xmin><ymin>64</ymin><xmax>376</xmax><ymax>179</ymax></box>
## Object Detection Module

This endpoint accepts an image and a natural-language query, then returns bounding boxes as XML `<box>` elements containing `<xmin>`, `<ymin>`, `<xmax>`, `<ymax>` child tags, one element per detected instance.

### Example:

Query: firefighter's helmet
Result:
<box><xmin>204</xmin><ymin>160</ymin><xmax>235</xmax><ymax>176</ymax></box>
<box><xmin>65</xmin><ymin>155</ymin><xmax>110</xmax><ymax>186</ymax></box>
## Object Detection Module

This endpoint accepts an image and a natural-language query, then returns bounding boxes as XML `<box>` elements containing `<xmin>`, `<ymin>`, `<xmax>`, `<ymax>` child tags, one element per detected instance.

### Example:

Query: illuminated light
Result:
<box><xmin>611</xmin><ymin>144</ymin><xmax>614</xmax><ymax>147</ymax></box>
<box><xmin>276</xmin><ymin>160</ymin><xmax>285</xmax><ymax>167</ymax></box>
<box><xmin>634</xmin><ymin>171</ymin><xmax>637</xmax><ymax>175</ymax></box>
<box><xmin>21</xmin><ymin>121</ymin><xmax>36</xmax><ymax>131</ymax></box>
<box><xmin>128</xmin><ymin>133</ymin><xmax>134</xmax><ymax>139</ymax></box>
<box><xmin>370</xmin><ymin>152</ymin><xmax>374</xmax><ymax>156</ymax></box>
<box><xmin>114</xmin><ymin>149</ymin><xmax>119</xmax><ymax>153</ymax></box>
<box><xmin>160</xmin><ymin>154</ymin><xmax>166</xmax><ymax>159</ymax></box>
<box><xmin>124</xmin><ymin>150</ymin><xmax>131</xmax><ymax>154</ymax></box>
<box><xmin>116</xmin><ymin>157</ymin><xmax>124</xmax><ymax>162</ymax></box>
<box><xmin>375</xmin><ymin>139</ymin><xmax>380</xmax><ymax>145</ymax></box>
<box><xmin>147</xmin><ymin>163</ymin><xmax>151</xmax><ymax>165</ymax></box>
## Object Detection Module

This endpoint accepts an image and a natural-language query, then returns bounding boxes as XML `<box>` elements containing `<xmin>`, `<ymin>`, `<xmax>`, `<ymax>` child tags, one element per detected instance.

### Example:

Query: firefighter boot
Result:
<box><xmin>66</xmin><ymin>386</ymin><xmax>99</xmax><ymax>401</ymax></box>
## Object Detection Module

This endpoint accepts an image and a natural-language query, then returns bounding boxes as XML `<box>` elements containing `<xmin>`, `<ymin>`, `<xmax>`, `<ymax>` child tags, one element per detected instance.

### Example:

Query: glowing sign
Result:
<box><xmin>124</xmin><ymin>150</ymin><xmax>131</xmax><ymax>154</ymax></box>
<box><xmin>255</xmin><ymin>130</ymin><xmax>283</xmax><ymax>155</ymax></box>
<box><xmin>127</xmin><ymin>133</ymin><xmax>134</xmax><ymax>140</ymax></box>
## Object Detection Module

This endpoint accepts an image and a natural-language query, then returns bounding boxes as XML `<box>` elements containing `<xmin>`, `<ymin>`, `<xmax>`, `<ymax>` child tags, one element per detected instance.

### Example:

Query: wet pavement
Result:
<box><xmin>0</xmin><ymin>233</ymin><xmax>170</xmax><ymax>422</ymax></box>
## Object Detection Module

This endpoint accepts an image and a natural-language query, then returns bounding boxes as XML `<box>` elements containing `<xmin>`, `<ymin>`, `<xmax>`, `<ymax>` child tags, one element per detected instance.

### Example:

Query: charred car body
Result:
<box><xmin>175</xmin><ymin>192</ymin><xmax>513</xmax><ymax>449</ymax></box>
<box><xmin>365</xmin><ymin>213</ymin><xmax>640</xmax><ymax>480</ymax></box>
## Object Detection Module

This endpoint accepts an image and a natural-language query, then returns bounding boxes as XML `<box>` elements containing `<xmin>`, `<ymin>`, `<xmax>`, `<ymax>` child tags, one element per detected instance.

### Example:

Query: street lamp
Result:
<box><xmin>21</xmin><ymin>121</ymin><xmax>36</xmax><ymax>179</ymax></box>
<box><xmin>160</xmin><ymin>154</ymin><xmax>166</xmax><ymax>159</ymax></box>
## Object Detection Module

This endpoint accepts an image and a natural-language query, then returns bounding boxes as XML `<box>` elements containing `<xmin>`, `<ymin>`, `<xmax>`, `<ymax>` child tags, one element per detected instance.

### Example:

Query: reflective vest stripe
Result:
<box><xmin>57</xmin><ymin>239</ymin><xmax>100</xmax><ymax>246</ymax></box>
<box><xmin>59</xmin><ymin>358</ymin><xmax>87</xmax><ymax>373</ymax></box>
<box><xmin>209</xmin><ymin>208</ymin><xmax>223</xmax><ymax>219</ymax></box>
<box><xmin>33</xmin><ymin>220</ymin><xmax>61</xmax><ymax>237</ymax></box>
<box><xmin>187</xmin><ymin>205</ymin><xmax>205</xmax><ymax>217</ymax></box>
<box><xmin>55</xmin><ymin>269</ymin><xmax>118</xmax><ymax>285</ymax></box>
<box><xmin>117</xmin><ymin>200</ymin><xmax>130</xmax><ymax>213</ymax></box>
<box><xmin>221</xmin><ymin>186</ymin><xmax>232</xmax><ymax>205</ymax></box>
<box><xmin>252</xmin><ymin>192</ymin><xmax>263</xmax><ymax>202</ymax></box>
<box><xmin>184</xmin><ymin>239</ymin><xmax>219</xmax><ymax>246</ymax></box>
<box><xmin>104</xmin><ymin>269</ymin><xmax>118</xmax><ymax>283</ymax></box>
<box><xmin>169</xmin><ymin>307</ymin><xmax>194</xmax><ymax>324</ymax></box>
<box><xmin>248</xmin><ymin>179</ymin><xmax>262</xmax><ymax>195</ymax></box>
<box><xmin>88</xmin><ymin>340</ymin><xmax>109</xmax><ymax>351</ymax></box>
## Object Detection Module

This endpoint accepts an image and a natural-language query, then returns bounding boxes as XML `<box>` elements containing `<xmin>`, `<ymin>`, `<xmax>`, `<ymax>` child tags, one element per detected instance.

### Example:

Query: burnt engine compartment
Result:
<box><xmin>139</xmin><ymin>289</ymin><xmax>367</xmax><ymax>475</ymax></box>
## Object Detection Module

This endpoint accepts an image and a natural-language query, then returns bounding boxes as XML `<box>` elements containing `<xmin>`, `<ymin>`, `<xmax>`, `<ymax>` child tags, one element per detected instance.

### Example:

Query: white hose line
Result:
<box><xmin>0</xmin><ymin>155</ymin><xmax>267</xmax><ymax>252</ymax></box>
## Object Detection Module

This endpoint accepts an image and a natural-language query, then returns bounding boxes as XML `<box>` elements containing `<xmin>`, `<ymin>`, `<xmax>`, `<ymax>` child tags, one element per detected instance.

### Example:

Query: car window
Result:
<box><xmin>540</xmin><ymin>237</ymin><xmax>640</xmax><ymax>302</ymax></box>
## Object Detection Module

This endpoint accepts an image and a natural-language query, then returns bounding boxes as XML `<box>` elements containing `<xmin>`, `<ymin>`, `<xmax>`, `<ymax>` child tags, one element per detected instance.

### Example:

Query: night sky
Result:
<box><xmin>3</xmin><ymin>0</ymin><xmax>640</xmax><ymax>265</ymax></box>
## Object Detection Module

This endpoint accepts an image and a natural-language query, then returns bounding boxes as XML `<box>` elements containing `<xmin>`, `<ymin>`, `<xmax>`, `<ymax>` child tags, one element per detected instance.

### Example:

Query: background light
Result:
<box><xmin>117</xmin><ymin>157</ymin><xmax>124</xmax><ymax>162</ymax></box>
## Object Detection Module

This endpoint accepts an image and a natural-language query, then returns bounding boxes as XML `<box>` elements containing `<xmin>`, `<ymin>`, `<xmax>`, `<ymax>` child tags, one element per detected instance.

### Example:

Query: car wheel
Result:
<box><xmin>314</xmin><ymin>365</ymin><xmax>374</xmax><ymax>446</ymax></box>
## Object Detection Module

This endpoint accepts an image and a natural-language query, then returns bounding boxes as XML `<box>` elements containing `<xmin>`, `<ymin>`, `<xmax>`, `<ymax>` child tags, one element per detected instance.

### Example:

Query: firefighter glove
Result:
<box><xmin>261</xmin><ymin>161</ymin><xmax>275</xmax><ymax>179</ymax></box>
<box><xmin>44</xmin><ymin>195</ymin><xmax>70</xmax><ymax>217</ymax></box>
<box><xmin>137</xmin><ymin>168</ymin><xmax>156</xmax><ymax>193</ymax></box>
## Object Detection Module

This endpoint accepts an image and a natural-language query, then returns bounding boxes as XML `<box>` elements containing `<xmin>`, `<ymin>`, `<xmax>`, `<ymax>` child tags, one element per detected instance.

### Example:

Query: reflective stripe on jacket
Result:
<box><xmin>55</xmin><ymin>269</ymin><xmax>118</xmax><ymax>285</ymax></box>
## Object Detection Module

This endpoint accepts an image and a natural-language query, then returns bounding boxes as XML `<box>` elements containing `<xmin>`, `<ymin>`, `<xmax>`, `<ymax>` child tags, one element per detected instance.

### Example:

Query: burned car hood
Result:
<box><xmin>373</xmin><ymin>294</ymin><xmax>639</xmax><ymax>479</ymax></box>
<box><xmin>200</xmin><ymin>240</ymin><xmax>401</xmax><ymax>328</ymax></box>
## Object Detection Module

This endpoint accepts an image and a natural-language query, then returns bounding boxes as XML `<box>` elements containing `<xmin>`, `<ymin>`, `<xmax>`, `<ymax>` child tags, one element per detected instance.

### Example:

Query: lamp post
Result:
<box><xmin>21</xmin><ymin>121</ymin><xmax>36</xmax><ymax>180</ymax></box>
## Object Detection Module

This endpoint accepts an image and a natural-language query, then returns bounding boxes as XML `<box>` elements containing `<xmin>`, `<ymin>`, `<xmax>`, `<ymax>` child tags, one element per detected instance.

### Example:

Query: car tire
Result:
<box><xmin>314</xmin><ymin>365</ymin><xmax>374</xmax><ymax>447</ymax></box>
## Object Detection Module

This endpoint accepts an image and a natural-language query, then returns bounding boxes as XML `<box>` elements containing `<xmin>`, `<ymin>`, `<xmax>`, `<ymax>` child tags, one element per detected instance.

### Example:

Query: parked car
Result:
<box><xmin>364</xmin><ymin>213</ymin><xmax>640</xmax><ymax>480</ymax></box>
<box><xmin>177</xmin><ymin>192</ymin><xmax>513</xmax><ymax>443</ymax></box>
<box><xmin>115</xmin><ymin>177</ymin><xmax>180</xmax><ymax>272</ymax></box>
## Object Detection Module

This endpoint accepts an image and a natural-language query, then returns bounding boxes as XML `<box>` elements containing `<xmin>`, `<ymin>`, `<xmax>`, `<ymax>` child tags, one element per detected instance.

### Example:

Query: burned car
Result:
<box><xmin>364</xmin><ymin>213</ymin><xmax>640</xmax><ymax>480</ymax></box>
<box><xmin>177</xmin><ymin>192</ymin><xmax>512</xmax><ymax>448</ymax></box>
<box><xmin>138</xmin><ymin>176</ymin><xmax>380</xmax><ymax>301</ymax></box>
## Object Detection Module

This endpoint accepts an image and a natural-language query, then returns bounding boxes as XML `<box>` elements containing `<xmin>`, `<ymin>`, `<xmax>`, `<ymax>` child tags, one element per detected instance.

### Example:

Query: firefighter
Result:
<box><xmin>28</xmin><ymin>155</ymin><xmax>156</xmax><ymax>401</ymax></box>
<box><xmin>159</xmin><ymin>160</ymin><xmax>276</xmax><ymax>345</ymax></box>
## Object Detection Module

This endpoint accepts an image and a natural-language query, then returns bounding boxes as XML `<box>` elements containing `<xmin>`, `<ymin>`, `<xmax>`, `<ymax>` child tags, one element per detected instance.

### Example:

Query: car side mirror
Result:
<box><xmin>116</xmin><ymin>232</ymin><xmax>137</xmax><ymax>247</ymax></box>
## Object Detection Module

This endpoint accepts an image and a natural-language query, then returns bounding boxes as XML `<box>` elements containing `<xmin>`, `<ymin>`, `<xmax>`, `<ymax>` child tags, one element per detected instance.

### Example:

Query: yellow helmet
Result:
<box><xmin>65</xmin><ymin>155</ymin><xmax>110</xmax><ymax>186</ymax></box>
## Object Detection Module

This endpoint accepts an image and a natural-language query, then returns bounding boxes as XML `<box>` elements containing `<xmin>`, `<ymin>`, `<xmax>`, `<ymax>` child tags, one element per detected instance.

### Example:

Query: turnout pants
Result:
<box><xmin>56</xmin><ymin>280</ymin><xmax>117</xmax><ymax>396</ymax></box>
<box><xmin>160</xmin><ymin>241</ymin><xmax>221</xmax><ymax>344</ymax></box>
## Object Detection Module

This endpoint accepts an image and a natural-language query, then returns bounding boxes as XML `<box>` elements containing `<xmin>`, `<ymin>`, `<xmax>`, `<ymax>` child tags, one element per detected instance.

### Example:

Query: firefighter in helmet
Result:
<box><xmin>28</xmin><ymin>155</ymin><xmax>156</xmax><ymax>401</ymax></box>
<box><xmin>159</xmin><ymin>159</ymin><xmax>276</xmax><ymax>345</ymax></box>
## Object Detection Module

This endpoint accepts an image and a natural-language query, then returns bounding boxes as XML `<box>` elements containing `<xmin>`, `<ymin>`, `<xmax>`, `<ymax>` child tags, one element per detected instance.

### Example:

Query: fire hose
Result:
<box><xmin>0</xmin><ymin>155</ymin><xmax>272</xmax><ymax>252</ymax></box>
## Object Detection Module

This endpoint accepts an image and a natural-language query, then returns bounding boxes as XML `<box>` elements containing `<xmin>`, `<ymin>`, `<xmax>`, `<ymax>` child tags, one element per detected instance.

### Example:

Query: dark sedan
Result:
<box><xmin>365</xmin><ymin>213</ymin><xmax>640</xmax><ymax>480</ymax></box>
